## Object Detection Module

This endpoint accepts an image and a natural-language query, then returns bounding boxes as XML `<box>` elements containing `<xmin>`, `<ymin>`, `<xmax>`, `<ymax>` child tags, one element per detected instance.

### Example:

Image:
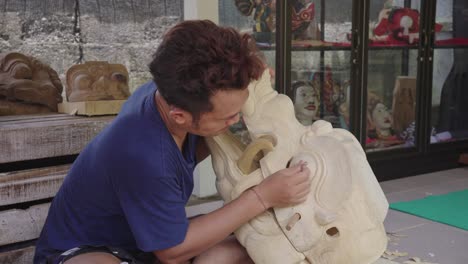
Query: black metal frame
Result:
<box><xmin>277</xmin><ymin>0</ymin><xmax>468</xmax><ymax>181</ymax></box>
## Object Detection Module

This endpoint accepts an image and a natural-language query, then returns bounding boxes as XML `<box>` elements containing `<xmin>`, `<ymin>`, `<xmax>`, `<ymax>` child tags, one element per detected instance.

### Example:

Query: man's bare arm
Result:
<box><xmin>153</xmin><ymin>163</ymin><xmax>311</xmax><ymax>264</ymax></box>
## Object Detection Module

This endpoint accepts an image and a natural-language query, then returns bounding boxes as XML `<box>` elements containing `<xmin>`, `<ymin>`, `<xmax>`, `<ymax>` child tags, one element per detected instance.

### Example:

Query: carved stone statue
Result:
<box><xmin>0</xmin><ymin>52</ymin><xmax>63</xmax><ymax>116</ymax></box>
<box><xmin>66</xmin><ymin>61</ymin><xmax>130</xmax><ymax>102</ymax></box>
<box><xmin>206</xmin><ymin>70</ymin><xmax>389</xmax><ymax>264</ymax></box>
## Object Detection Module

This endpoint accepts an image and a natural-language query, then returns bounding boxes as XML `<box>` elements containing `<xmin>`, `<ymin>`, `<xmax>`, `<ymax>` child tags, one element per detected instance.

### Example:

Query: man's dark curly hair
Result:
<box><xmin>149</xmin><ymin>20</ymin><xmax>265</xmax><ymax>121</ymax></box>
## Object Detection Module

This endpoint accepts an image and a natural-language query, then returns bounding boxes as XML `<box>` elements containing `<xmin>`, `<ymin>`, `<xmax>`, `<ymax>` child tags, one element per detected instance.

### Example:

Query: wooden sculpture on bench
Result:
<box><xmin>206</xmin><ymin>70</ymin><xmax>389</xmax><ymax>264</ymax></box>
<box><xmin>0</xmin><ymin>52</ymin><xmax>63</xmax><ymax>116</ymax></box>
<box><xmin>59</xmin><ymin>61</ymin><xmax>130</xmax><ymax>115</ymax></box>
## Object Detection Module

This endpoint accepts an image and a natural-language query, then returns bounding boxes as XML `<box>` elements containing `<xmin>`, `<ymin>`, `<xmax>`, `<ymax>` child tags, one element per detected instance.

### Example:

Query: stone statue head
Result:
<box><xmin>66</xmin><ymin>61</ymin><xmax>130</xmax><ymax>102</ymax></box>
<box><xmin>0</xmin><ymin>52</ymin><xmax>63</xmax><ymax>115</ymax></box>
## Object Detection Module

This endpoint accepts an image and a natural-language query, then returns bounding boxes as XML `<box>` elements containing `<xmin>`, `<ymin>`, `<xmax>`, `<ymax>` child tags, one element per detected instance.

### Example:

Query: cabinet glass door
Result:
<box><xmin>365</xmin><ymin>0</ymin><xmax>422</xmax><ymax>152</ymax></box>
<box><xmin>289</xmin><ymin>0</ymin><xmax>352</xmax><ymax>129</ymax></box>
<box><xmin>431</xmin><ymin>0</ymin><xmax>468</xmax><ymax>144</ymax></box>
<box><xmin>219</xmin><ymin>0</ymin><xmax>277</xmax><ymax>89</ymax></box>
<box><xmin>219</xmin><ymin>0</ymin><xmax>277</xmax><ymax>143</ymax></box>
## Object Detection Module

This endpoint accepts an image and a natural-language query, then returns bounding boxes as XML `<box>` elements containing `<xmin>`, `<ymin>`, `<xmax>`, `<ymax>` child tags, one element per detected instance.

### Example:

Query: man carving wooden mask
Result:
<box><xmin>0</xmin><ymin>52</ymin><xmax>63</xmax><ymax>115</ymax></box>
<box><xmin>66</xmin><ymin>61</ymin><xmax>130</xmax><ymax>102</ymax></box>
<box><xmin>206</xmin><ymin>70</ymin><xmax>389</xmax><ymax>264</ymax></box>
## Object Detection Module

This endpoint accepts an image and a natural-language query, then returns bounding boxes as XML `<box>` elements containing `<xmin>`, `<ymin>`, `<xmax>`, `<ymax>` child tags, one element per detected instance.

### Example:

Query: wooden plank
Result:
<box><xmin>0</xmin><ymin>246</ymin><xmax>35</xmax><ymax>264</ymax></box>
<box><xmin>0</xmin><ymin>116</ymin><xmax>113</xmax><ymax>163</ymax></box>
<box><xmin>58</xmin><ymin>100</ymin><xmax>126</xmax><ymax>116</ymax></box>
<box><xmin>0</xmin><ymin>165</ymin><xmax>69</xmax><ymax>206</ymax></box>
<box><xmin>0</xmin><ymin>203</ymin><xmax>49</xmax><ymax>246</ymax></box>
<box><xmin>0</xmin><ymin>116</ymin><xmax>82</xmax><ymax>125</ymax></box>
<box><xmin>0</xmin><ymin>113</ymin><xmax>71</xmax><ymax>122</ymax></box>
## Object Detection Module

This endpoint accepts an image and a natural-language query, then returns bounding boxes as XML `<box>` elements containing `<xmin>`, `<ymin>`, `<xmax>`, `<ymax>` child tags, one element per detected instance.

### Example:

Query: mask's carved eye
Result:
<box><xmin>10</xmin><ymin>63</ymin><xmax>32</xmax><ymax>80</ymax></box>
<box><xmin>326</xmin><ymin>227</ymin><xmax>340</xmax><ymax>237</ymax></box>
<box><xmin>111</xmin><ymin>73</ymin><xmax>127</xmax><ymax>83</ymax></box>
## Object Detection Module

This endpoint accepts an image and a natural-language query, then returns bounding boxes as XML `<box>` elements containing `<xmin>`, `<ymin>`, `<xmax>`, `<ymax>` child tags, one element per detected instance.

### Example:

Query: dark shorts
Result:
<box><xmin>46</xmin><ymin>245</ymin><xmax>158</xmax><ymax>264</ymax></box>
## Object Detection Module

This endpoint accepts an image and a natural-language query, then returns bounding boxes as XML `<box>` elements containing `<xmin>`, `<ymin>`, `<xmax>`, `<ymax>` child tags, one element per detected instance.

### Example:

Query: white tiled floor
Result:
<box><xmin>186</xmin><ymin>167</ymin><xmax>468</xmax><ymax>264</ymax></box>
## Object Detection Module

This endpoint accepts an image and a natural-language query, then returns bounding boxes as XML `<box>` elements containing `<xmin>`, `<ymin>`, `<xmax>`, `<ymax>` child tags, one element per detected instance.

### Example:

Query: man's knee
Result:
<box><xmin>193</xmin><ymin>236</ymin><xmax>254</xmax><ymax>264</ymax></box>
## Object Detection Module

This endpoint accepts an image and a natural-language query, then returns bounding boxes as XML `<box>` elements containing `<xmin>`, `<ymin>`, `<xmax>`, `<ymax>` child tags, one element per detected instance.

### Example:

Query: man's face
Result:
<box><xmin>188</xmin><ymin>88</ymin><xmax>249</xmax><ymax>137</ymax></box>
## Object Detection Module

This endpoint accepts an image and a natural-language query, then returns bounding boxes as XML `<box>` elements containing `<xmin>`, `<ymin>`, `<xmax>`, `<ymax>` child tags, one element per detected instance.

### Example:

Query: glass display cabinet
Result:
<box><xmin>218</xmin><ymin>0</ymin><xmax>467</xmax><ymax>180</ymax></box>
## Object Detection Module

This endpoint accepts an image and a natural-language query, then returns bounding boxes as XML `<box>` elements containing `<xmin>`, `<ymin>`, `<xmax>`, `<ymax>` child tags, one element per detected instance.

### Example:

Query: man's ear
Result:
<box><xmin>169</xmin><ymin>106</ymin><xmax>192</xmax><ymax>125</ymax></box>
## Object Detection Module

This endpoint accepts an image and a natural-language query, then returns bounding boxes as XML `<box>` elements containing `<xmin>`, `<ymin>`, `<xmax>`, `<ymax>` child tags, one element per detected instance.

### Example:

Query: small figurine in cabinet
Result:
<box><xmin>234</xmin><ymin>0</ymin><xmax>276</xmax><ymax>43</ymax></box>
<box><xmin>371</xmin><ymin>1</ymin><xmax>443</xmax><ymax>45</ymax></box>
<box><xmin>293</xmin><ymin>80</ymin><xmax>320</xmax><ymax>125</ymax></box>
<box><xmin>392</xmin><ymin>76</ymin><xmax>416</xmax><ymax>136</ymax></box>
<box><xmin>291</xmin><ymin>0</ymin><xmax>320</xmax><ymax>41</ymax></box>
<box><xmin>366</xmin><ymin>92</ymin><xmax>402</xmax><ymax>148</ymax></box>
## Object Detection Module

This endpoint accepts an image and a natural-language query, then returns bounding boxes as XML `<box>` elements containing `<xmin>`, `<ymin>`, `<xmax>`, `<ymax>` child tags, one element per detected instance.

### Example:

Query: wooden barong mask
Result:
<box><xmin>66</xmin><ymin>61</ymin><xmax>130</xmax><ymax>102</ymax></box>
<box><xmin>0</xmin><ymin>52</ymin><xmax>63</xmax><ymax>115</ymax></box>
<box><xmin>206</xmin><ymin>70</ymin><xmax>389</xmax><ymax>264</ymax></box>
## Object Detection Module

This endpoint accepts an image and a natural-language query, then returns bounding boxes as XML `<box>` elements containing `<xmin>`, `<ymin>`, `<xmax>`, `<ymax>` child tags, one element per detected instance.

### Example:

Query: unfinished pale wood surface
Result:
<box><xmin>207</xmin><ymin>70</ymin><xmax>389</xmax><ymax>264</ymax></box>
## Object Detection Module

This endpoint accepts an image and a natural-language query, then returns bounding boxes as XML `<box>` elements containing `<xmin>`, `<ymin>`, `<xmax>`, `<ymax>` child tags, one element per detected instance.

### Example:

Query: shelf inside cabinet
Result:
<box><xmin>257</xmin><ymin>45</ymin><xmax>276</xmax><ymax>51</ymax></box>
<box><xmin>291</xmin><ymin>46</ymin><xmax>352</xmax><ymax>51</ymax></box>
<box><xmin>368</xmin><ymin>44</ymin><xmax>419</xmax><ymax>50</ymax></box>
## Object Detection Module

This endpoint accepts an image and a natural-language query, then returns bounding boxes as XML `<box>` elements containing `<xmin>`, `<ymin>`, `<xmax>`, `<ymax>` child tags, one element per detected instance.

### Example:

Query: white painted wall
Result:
<box><xmin>184</xmin><ymin>0</ymin><xmax>219</xmax><ymax>24</ymax></box>
<box><xmin>184</xmin><ymin>0</ymin><xmax>220</xmax><ymax>198</ymax></box>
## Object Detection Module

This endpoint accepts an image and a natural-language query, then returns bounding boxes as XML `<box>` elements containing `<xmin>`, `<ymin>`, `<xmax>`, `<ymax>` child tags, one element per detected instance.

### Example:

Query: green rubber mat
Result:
<box><xmin>390</xmin><ymin>189</ymin><xmax>468</xmax><ymax>231</ymax></box>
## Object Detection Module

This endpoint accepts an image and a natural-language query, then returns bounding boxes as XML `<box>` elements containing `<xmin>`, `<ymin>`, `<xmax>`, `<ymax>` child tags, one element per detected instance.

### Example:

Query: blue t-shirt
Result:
<box><xmin>34</xmin><ymin>81</ymin><xmax>198</xmax><ymax>263</ymax></box>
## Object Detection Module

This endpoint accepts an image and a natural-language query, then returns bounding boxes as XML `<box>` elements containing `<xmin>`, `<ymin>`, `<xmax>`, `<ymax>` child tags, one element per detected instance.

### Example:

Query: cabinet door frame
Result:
<box><xmin>279</xmin><ymin>0</ymin><xmax>468</xmax><ymax>180</ymax></box>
